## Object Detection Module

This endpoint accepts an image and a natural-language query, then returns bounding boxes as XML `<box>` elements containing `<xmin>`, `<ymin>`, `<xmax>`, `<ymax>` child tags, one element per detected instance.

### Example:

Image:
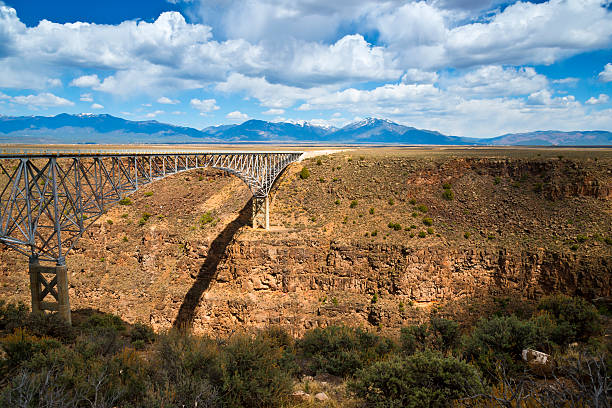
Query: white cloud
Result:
<box><xmin>444</xmin><ymin>66</ymin><xmax>548</xmax><ymax>97</ymax></box>
<box><xmin>226</xmin><ymin>110</ymin><xmax>249</xmax><ymax>121</ymax></box>
<box><xmin>70</xmin><ymin>74</ymin><xmax>101</xmax><ymax>88</ymax></box>
<box><xmin>12</xmin><ymin>92</ymin><xmax>74</xmax><ymax>107</ymax></box>
<box><xmin>91</xmin><ymin>103</ymin><xmax>104</xmax><ymax>109</ymax></box>
<box><xmin>190</xmin><ymin>98</ymin><xmax>219</xmax><ymax>112</ymax></box>
<box><xmin>552</xmin><ymin>77</ymin><xmax>579</xmax><ymax>85</ymax></box>
<box><xmin>216</xmin><ymin>73</ymin><xmax>328</xmax><ymax>108</ymax></box>
<box><xmin>599</xmin><ymin>63</ymin><xmax>612</xmax><ymax>82</ymax></box>
<box><xmin>262</xmin><ymin>108</ymin><xmax>284</xmax><ymax>115</ymax></box>
<box><xmin>585</xmin><ymin>94</ymin><xmax>609</xmax><ymax>105</ymax></box>
<box><xmin>157</xmin><ymin>96</ymin><xmax>179</xmax><ymax>104</ymax></box>
<box><xmin>145</xmin><ymin>110</ymin><xmax>165</xmax><ymax>118</ymax></box>
<box><xmin>402</xmin><ymin>69</ymin><xmax>439</xmax><ymax>84</ymax></box>
<box><xmin>80</xmin><ymin>93</ymin><xmax>93</xmax><ymax>102</ymax></box>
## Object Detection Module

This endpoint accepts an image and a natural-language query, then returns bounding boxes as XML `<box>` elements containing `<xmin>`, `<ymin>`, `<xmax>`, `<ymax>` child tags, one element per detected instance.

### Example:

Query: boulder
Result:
<box><xmin>522</xmin><ymin>348</ymin><xmax>555</xmax><ymax>376</ymax></box>
<box><xmin>290</xmin><ymin>390</ymin><xmax>311</xmax><ymax>402</ymax></box>
<box><xmin>314</xmin><ymin>392</ymin><xmax>329</xmax><ymax>402</ymax></box>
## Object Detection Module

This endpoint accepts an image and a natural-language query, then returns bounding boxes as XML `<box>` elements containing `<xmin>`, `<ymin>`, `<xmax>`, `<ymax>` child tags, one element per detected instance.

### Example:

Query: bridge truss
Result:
<box><xmin>0</xmin><ymin>149</ymin><xmax>302</xmax><ymax>324</ymax></box>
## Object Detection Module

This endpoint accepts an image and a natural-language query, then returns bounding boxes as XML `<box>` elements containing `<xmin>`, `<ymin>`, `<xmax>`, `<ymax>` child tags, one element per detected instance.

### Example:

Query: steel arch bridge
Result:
<box><xmin>0</xmin><ymin>148</ymin><xmax>303</xmax><ymax>324</ymax></box>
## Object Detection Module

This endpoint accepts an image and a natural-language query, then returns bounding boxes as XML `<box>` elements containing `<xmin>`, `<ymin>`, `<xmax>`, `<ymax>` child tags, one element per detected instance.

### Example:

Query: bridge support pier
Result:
<box><xmin>252</xmin><ymin>196</ymin><xmax>269</xmax><ymax>229</ymax></box>
<box><xmin>28</xmin><ymin>257</ymin><xmax>71</xmax><ymax>325</ymax></box>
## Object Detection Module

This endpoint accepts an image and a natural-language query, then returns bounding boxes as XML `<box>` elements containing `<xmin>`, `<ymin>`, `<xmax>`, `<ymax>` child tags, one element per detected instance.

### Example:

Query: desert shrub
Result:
<box><xmin>576</xmin><ymin>235</ymin><xmax>587</xmax><ymax>243</ymax></box>
<box><xmin>371</xmin><ymin>230</ymin><xmax>378</xmax><ymax>237</ymax></box>
<box><xmin>219</xmin><ymin>334</ymin><xmax>293</xmax><ymax>407</ymax></box>
<box><xmin>388</xmin><ymin>222</ymin><xmax>401</xmax><ymax>231</ymax></box>
<box><xmin>83</xmin><ymin>313</ymin><xmax>126</xmax><ymax>332</ymax></box>
<box><xmin>0</xmin><ymin>329</ymin><xmax>62</xmax><ymax>372</ymax></box>
<box><xmin>371</xmin><ymin>293</ymin><xmax>379</xmax><ymax>304</ymax></box>
<box><xmin>463</xmin><ymin>315</ymin><xmax>543</xmax><ymax>378</ymax></box>
<box><xmin>76</xmin><ymin>328</ymin><xmax>125</xmax><ymax>358</ymax></box>
<box><xmin>119</xmin><ymin>197</ymin><xmax>132</xmax><ymax>205</ymax></box>
<box><xmin>316</xmin><ymin>158</ymin><xmax>322</xmax><ymax>165</ymax></box>
<box><xmin>130</xmin><ymin>323</ymin><xmax>156</xmax><ymax>346</ymax></box>
<box><xmin>442</xmin><ymin>188</ymin><xmax>454</xmax><ymax>200</ymax></box>
<box><xmin>422</xmin><ymin>217</ymin><xmax>433</xmax><ymax>226</ymax></box>
<box><xmin>350</xmin><ymin>200</ymin><xmax>358</xmax><ymax>208</ymax></box>
<box><xmin>138</xmin><ymin>212</ymin><xmax>152</xmax><ymax>226</ymax></box>
<box><xmin>429</xmin><ymin>317</ymin><xmax>460</xmax><ymax>353</ymax></box>
<box><xmin>416</xmin><ymin>204</ymin><xmax>428</xmax><ymax>213</ymax></box>
<box><xmin>427</xmin><ymin>227</ymin><xmax>434</xmax><ymax>234</ymax></box>
<box><xmin>297</xmin><ymin>326</ymin><xmax>395</xmax><ymax>377</ymax></box>
<box><xmin>388</xmin><ymin>198</ymin><xmax>395</xmax><ymax>205</ymax></box>
<box><xmin>25</xmin><ymin>312</ymin><xmax>76</xmax><ymax>343</ymax></box>
<box><xmin>106</xmin><ymin>219</ymin><xmax>113</xmax><ymax>225</ymax></box>
<box><xmin>299</xmin><ymin>167</ymin><xmax>310</xmax><ymax>179</ymax></box>
<box><xmin>0</xmin><ymin>300</ymin><xmax>28</xmax><ymax>332</ymax></box>
<box><xmin>350</xmin><ymin>352</ymin><xmax>483</xmax><ymax>408</ymax></box>
<box><xmin>144</xmin><ymin>191</ymin><xmax>154</xmax><ymax>197</ymax></box>
<box><xmin>400</xmin><ymin>324</ymin><xmax>428</xmax><ymax>355</ymax></box>
<box><xmin>199</xmin><ymin>211</ymin><xmax>215</xmax><ymax>227</ymax></box>
<box><xmin>334</xmin><ymin>199</ymin><xmax>340</xmax><ymax>205</ymax></box>
<box><xmin>418</xmin><ymin>231</ymin><xmax>426</xmax><ymax>238</ymax></box>
<box><xmin>442</xmin><ymin>182</ymin><xmax>451</xmax><ymax>190</ymax></box>
<box><xmin>369</xmin><ymin>207</ymin><xmax>375</xmax><ymax>214</ymax></box>
<box><xmin>464</xmin><ymin>232</ymin><xmax>471</xmax><ymax>239</ymax></box>
<box><xmin>537</xmin><ymin>295</ymin><xmax>601</xmax><ymax>344</ymax></box>
<box><xmin>409</xmin><ymin>198</ymin><xmax>417</xmax><ymax>205</ymax></box>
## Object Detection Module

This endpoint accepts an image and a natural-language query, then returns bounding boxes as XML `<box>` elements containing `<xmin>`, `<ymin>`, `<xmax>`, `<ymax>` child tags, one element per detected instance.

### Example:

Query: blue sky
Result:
<box><xmin>0</xmin><ymin>0</ymin><xmax>611</xmax><ymax>137</ymax></box>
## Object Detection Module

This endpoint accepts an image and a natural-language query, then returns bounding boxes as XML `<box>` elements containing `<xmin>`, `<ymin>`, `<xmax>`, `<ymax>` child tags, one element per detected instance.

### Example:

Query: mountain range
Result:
<box><xmin>0</xmin><ymin>113</ymin><xmax>610</xmax><ymax>146</ymax></box>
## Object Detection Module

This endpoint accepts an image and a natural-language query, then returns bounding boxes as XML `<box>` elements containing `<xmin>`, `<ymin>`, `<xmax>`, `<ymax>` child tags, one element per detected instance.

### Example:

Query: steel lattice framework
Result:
<box><xmin>0</xmin><ymin>149</ymin><xmax>302</xmax><ymax>263</ymax></box>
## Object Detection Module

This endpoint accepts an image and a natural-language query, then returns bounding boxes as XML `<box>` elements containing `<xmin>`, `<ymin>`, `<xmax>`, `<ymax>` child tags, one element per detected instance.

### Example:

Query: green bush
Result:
<box><xmin>220</xmin><ymin>334</ymin><xmax>293</xmax><ymax>407</ymax></box>
<box><xmin>0</xmin><ymin>329</ymin><xmax>62</xmax><ymax>372</ymax></box>
<box><xmin>400</xmin><ymin>324</ymin><xmax>428</xmax><ymax>355</ymax></box>
<box><xmin>297</xmin><ymin>326</ymin><xmax>395</xmax><ymax>377</ymax></box>
<box><xmin>388</xmin><ymin>198</ymin><xmax>395</xmax><ymax>205</ymax></box>
<box><xmin>429</xmin><ymin>317</ymin><xmax>459</xmax><ymax>353</ymax></box>
<box><xmin>144</xmin><ymin>191</ymin><xmax>154</xmax><ymax>197</ymax></box>
<box><xmin>416</xmin><ymin>204</ymin><xmax>428</xmax><ymax>213</ymax></box>
<box><xmin>83</xmin><ymin>313</ymin><xmax>126</xmax><ymax>332</ymax></box>
<box><xmin>119</xmin><ymin>197</ymin><xmax>132</xmax><ymax>205</ymax></box>
<box><xmin>537</xmin><ymin>295</ymin><xmax>601</xmax><ymax>344</ymax></box>
<box><xmin>463</xmin><ymin>315</ymin><xmax>543</xmax><ymax>377</ymax></box>
<box><xmin>131</xmin><ymin>323</ymin><xmax>156</xmax><ymax>346</ymax></box>
<box><xmin>316</xmin><ymin>158</ymin><xmax>322</xmax><ymax>165</ymax></box>
<box><xmin>369</xmin><ymin>207</ymin><xmax>375</xmax><ymax>214</ymax></box>
<box><xmin>442</xmin><ymin>182</ymin><xmax>451</xmax><ymax>190</ymax></box>
<box><xmin>0</xmin><ymin>300</ymin><xmax>28</xmax><ymax>332</ymax></box>
<box><xmin>494</xmin><ymin>176</ymin><xmax>501</xmax><ymax>185</ymax></box>
<box><xmin>350</xmin><ymin>352</ymin><xmax>483</xmax><ymax>408</ymax></box>
<box><xmin>350</xmin><ymin>200</ymin><xmax>358</xmax><ymax>208</ymax></box>
<box><xmin>422</xmin><ymin>217</ymin><xmax>433</xmax><ymax>226</ymax></box>
<box><xmin>418</xmin><ymin>231</ymin><xmax>426</xmax><ymax>238</ymax></box>
<box><xmin>442</xmin><ymin>188</ymin><xmax>454</xmax><ymax>201</ymax></box>
<box><xmin>299</xmin><ymin>167</ymin><xmax>310</xmax><ymax>179</ymax></box>
<box><xmin>388</xmin><ymin>222</ymin><xmax>401</xmax><ymax>231</ymax></box>
<box><xmin>427</xmin><ymin>227</ymin><xmax>434</xmax><ymax>234</ymax></box>
<box><xmin>464</xmin><ymin>232</ymin><xmax>471</xmax><ymax>239</ymax></box>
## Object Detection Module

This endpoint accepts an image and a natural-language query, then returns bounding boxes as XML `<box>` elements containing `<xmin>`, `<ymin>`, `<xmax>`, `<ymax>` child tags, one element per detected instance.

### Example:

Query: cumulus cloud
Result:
<box><xmin>190</xmin><ymin>98</ymin><xmax>219</xmax><ymax>112</ymax></box>
<box><xmin>226</xmin><ymin>110</ymin><xmax>249</xmax><ymax>121</ymax></box>
<box><xmin>70</xmin><ymin>74</ymin><xmax>101</xmax><ymax>88</ymax></box>
<box><xmin>599</xmin><ymin>63</ymin><xmax>612</xmax><ymax>82</ymax></box>
<box><xmin>12</xmin><ymin>92</ymin><xmax>74</xmax><ymax>107</ymax></box>
<box><xmin>262</xmin><ymin>108</ymin><xmax>285</xmax><ymax>115</ymax></box>
<box><xmin>145</xmin><ymin>110</ymin><xmax>165</xmax><ymax>118</ymax></box>
<box><xmin>157</xmin><ymin>96</ymin><xmax>179</xmax><ymax>104</ymax></box>
<box><xmin>401</xmin><ymin>69</ymin><xmax>439</xmax><ymax>84</ymax></box>
<box><xmin>444</xmin><ymin>66</ymin><xmax>548</xmax><ymax>97</ymax></box>
<box><xmin>80</xmin><ymin>93</ymin><xmax>93</xmax><ymax>102</ymax></box>
<box><xmin>585</xmin><ymin>94</ymin><xmax>609</xmax><ymax>105</ymax></box>
<box><xmin>91</xmin><ymin>103</ymin><xmax>104</xmax><ymax>109</ymax></box>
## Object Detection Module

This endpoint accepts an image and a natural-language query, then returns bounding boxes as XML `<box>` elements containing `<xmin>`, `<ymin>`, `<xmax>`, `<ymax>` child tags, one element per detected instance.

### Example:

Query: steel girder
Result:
<box><xmin>0</xmin><ymin>152</ymin><xmax>302</xmax><ymax>263</ymax></box>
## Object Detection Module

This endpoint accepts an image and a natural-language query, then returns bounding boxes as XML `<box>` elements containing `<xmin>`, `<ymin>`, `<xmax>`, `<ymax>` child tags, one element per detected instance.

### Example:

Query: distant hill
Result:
<box><xmin>0</xmin><ymin>113</ymin><xmax>610</xmax><ymax>145</ymax></box>
<box><xmin>479</xmin><ymin>130</ymin><xmax>612</xmax><ymax>146</ymax></box>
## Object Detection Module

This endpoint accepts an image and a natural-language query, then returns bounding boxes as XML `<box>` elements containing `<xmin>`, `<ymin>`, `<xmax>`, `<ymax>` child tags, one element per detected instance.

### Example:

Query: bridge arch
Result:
<box><xmin>0</xmin><ymin>149</ymin><xmax>303</xmax><ymax>324</ymax></box>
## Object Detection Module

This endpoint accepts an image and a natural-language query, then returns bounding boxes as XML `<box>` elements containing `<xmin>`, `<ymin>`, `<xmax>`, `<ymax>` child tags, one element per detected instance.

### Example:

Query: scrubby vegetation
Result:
<box><xmin>0</xmin><ymin>295</ymin><xmax>610</xmax><ymax>407</ymax></box>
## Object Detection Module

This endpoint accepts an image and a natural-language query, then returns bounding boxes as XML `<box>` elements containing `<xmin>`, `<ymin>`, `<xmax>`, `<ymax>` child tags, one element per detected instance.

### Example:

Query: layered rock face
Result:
<box><xmin>0</xmin><ymin>149</ymin><xmax>610</xmax><ymax>335</ymax></box>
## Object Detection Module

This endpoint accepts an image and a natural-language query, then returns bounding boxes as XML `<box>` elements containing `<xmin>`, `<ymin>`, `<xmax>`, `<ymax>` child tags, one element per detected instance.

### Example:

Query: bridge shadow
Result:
<box><xmin>173</xmin><ymin>198</ymin><xmax>252</xmax><ymax>330</ymax></box>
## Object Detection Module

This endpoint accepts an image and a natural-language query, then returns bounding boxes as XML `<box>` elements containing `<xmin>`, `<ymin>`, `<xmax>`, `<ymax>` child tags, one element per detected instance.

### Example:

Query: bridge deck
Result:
<box><xmin>0</xmin><ymin>147</ymin><xmax>302</xmax><ymax>158</ymax></box>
